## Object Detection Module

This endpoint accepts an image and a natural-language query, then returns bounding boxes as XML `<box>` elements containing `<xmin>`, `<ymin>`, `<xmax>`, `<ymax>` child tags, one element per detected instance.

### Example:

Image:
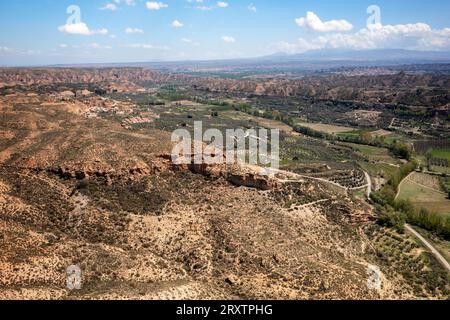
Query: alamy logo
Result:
<box><xmin>367</xmin><ymin>264</ymin><xmax>382</xmax><ymax>291</ymax></box>
<box><xmin>171</xmin><ymin>121</ymin><xmax>280</xmax><ymax>176</ymax></box>
<box><xmin>66</xmin><ymin>5</ymin><xmax>82</xmax><ymax>25</ymax></box>
<box><xmin>66</xmin><ymin>265</ymin><xmax>82</xmax><ymax>290</ymax></box>
<box><xmin>367</xmin><ymin>5</ymin><xmax>382</xmax><ymax>27</ymax></box>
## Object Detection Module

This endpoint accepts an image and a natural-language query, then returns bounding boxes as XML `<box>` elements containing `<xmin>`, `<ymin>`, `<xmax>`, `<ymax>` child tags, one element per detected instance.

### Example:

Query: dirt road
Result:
<box><xmin>405</xmin><ymin>224</ymin><xmax>450</xmax><ymax>273</ymax></box>
<box><xmin>395</xmin><ymin>172</ymin><xmax>414</xmax><ymax>200</ymax></box>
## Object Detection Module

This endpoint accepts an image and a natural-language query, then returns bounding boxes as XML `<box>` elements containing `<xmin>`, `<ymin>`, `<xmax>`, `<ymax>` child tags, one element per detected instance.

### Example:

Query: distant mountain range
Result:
<box><xmin>259</xmin><ymin>49</ymin><xmax>450</xmax><ymax>63</ymax></box>
<box><xmin>51</xmin><ymin>49</ymin><xmax>450</xmax><ymax>70</ymax></box>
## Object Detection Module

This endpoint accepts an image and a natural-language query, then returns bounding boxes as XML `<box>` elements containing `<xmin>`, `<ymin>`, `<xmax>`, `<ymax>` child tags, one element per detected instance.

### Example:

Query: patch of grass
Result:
<box><xmin>358</xmin><ymin>161</ymin><xmax>399</xmax><ymax>179</ymax></box>
<box><xmin>336</xmin><ymin>130</ymin><xmax>361</xmax><ymax>139</ymax></box>
<box><xmin>341</xmin><ymin>142</ymin><xmax>399</xmax><ymax>165</ymax></box>
<box><xmin>431</xmin><ymin>149</ymin><xmax>450</xmax><ymax>162</ymax></box>
<box><xmin>383</xmin><ymin>132</ymin><xmax>408</xmax><ymax>144</ymax></box>
<box><xmin>295</xmin><ymin>122</ymin><xmax>355</xmax><ymax>134</ymax></box>
<box><xmin>397</xmin><ymin>179</ymin><xmax>450</xmax><ymax>217</ymax></box>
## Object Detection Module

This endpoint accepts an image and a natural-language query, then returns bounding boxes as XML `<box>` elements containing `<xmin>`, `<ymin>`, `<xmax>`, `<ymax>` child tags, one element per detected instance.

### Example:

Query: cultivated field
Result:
<box><xmin>296</xmin><ymin>122</ymin><xmax>355</xmax><ymax>134</ymax></box>
<box><xmin>398</xmin><ymin>172</ymin><xmax>450</xmax><ymax>217</ymax></box>
<box><xmin>339</xmin><ymin>142</ymin><xmax>400</xmax><ymax>165</ymax></box>
<box><xmin>431</xmin><ymin>149</ymin><xmax>450</xmax><ymax>162</ymax></box>
<box><xmin>370</xmin><ymin>129</ymin><xmax>392</xmax><ymax>138</ymax></box>
<box><xmin>223</xmin><ymin>111</ymin><xmax>297</xmax><ymax>134</ymax></box>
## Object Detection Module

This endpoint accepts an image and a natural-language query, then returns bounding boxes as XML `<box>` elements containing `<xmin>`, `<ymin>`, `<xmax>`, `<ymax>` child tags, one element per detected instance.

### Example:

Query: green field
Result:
<box><xmin>431</xmin><ymin>149</ymin><xmax>450</xmax><ymax>161</ymax></box>
<box><xmin>351</xmin><ymin>144</ymin><xmax>385</xmax><ymax>156</ymax></box>
<box><xmin>398</xmin><ymin>175</ymin><xmax>450</xmax><ymax>217</ymax></box>
<box><xmin>336</xmin><ymin>130</ymin><xmax>361</xmax><ymax>139</ymax></box>
<box><xmin>340</xmin><ymin>142</ymin><xmax>400</xmax><ymax>165</ymax></box>
<box><xmin>383</xmin><ymin>132</ymin><xmax>409</xmax><ymax>144</ymax></box>
<box><xmin>358</xmin><ymin>161</ymin><xmax>399</xmax><ymax>179</ymax></box>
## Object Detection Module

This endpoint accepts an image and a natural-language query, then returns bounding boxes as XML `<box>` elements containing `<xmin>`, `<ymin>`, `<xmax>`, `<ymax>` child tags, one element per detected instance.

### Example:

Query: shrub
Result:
<box><xmin>406</xmin><ymin>208</ymin><xmax>450</xmax><ymax>240</ymax></box>
<box><xmin>390</xmin><ymin>142</ymin><xmax>411</xmax><ymax>160</ymax></box>
<box><xmin>76</xmin><ymin>179</ymin><xmax>90</xmax><ymax>190</ymax></box>
<box><xmin>378</xmin><ymin>210</ymin><xmax>406</xmax><ymax>232</ymax></box>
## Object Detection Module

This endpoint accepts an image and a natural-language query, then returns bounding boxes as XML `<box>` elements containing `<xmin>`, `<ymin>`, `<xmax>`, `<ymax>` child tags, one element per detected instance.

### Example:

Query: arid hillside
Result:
<box><xmin>1</xmin><ymin>68</ymin><xmax>449</xmax><ymax>108</ymax></box>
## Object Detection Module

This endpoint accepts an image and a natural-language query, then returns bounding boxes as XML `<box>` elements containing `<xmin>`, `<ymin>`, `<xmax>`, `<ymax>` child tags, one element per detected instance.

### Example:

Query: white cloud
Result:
<box><xmin>125</xmin><ymin>27</ymin><xmax>144</xmax><ymax>34</ymax></box>
<box><xmin>58</xmin><ymin>23</ymin><xmax>91</xmax><ymax>35</ymax></box>
<box><xmin>95</xmin><ymin>28</ymin><xmax>109</xmax><ymax>35</ymax></box>
<box><xmin>296</xmin><ymin>11</ymin><xmax>353</xmax><ymax>33</ymax></box>
<box><xmin>222</xmin><ymin>36</ymin><xmax>235</xmax><ymax>43</ymax></box>
<box><xmin>123</xmin><ymin>43</ymin><xmax>154</xmax><ymax>49</ymax></box>
<box><xmin>90</xmin><ymin>42</ymin><xmax>112</xmax><ymax>49</ymax></box>
<box><xmin>101</xmin><ymin>0</ymin><xmax>136</xmax><ymax>10</ymax></box>
<box><xmin>181</xmin><ymin>38</ymin><xmax>200</xmax><ymax>46</ymax></box>
<box><xmin>122</xmin><ymin>0</ymin><xmax>136</xmax><ymax>6</ymax></box>
<box><xmin>0</xmin><ymin>46</ymin><xmax>13</xmax><ymax>53</ymax></box>
<box><xmin>58</xmin><ymin>43</ymin><xmax>112</xmax><ymax>50</ymax></box>
<box><xmin>58</xmin><ymin>23</ymin><xmax>109</xmax><ymax>36</ymax></box>
<box><xmin>146</xmin><ymin>2</ymin><xmax>168</xmax><ymax>10</ymax></box>
<box><xmin>191</xmin><ymin>1</ymin><xmax>228</xmax><ymax>11</ymax></box>
<box><xmin>171</xmin><ymin>20</ymin><xmax>184</xmax><ymax>28</ymax></box>
<box><xmin>277</xmin><ymin>22</ymin><xmax>450</xmax><ymax>53</ymax></box>
<box><xmin>195</xmin><ymin>6</ymin><xmax>214</xmax><ymax>11</ymax></box>
<box><xmin>123</xmin><ymin>43</ymin><xmax>170</xmax><ymax>50</ymax></box>
<box><xmin>100</xmin><ymin>3</ymin><xmax>118</xmax><ymax>11</ymax></box>
<box><xmin>274</xmin><ymin>39</ymin><xmax>322</xmax><ymax>54</ymax></box>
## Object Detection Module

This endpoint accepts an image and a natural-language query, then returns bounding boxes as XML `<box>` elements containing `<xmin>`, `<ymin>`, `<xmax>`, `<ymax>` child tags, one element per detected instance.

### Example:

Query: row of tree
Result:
<box><xmin>372</xmin><ymin>161</ymin><xmax>450</xmax><ymax>240</ymax></box>
<box><xmin>232</xmin><ymin>103</ymin><xmax>413</xmax><ymax>160</ymax></box>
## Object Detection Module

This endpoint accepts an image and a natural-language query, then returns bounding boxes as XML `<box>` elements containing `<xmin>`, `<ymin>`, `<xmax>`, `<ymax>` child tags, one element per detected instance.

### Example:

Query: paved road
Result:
<box><xmin>405</xmin><ymin>224</ymin><xmax>450</xmax><ymax>273</ymax></box>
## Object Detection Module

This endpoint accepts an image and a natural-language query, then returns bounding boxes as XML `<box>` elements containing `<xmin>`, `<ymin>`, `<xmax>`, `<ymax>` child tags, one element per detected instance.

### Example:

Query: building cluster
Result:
<box><xmin>81</xmin><ymin>96</ymin><xmax>136</xmax><ymax>119</ymax></box>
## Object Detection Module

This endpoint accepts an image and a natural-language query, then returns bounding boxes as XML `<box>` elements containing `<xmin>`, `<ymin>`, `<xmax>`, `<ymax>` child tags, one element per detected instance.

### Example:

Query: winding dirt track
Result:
<box><xmin>393</xmin><ymin>172</ymin><xmax>449</xmax><ymax>273</ymax></box>
<box><xmin>405</xmin><ymin>224</ymin><xmax>450</xmax><ymax>273</ymax></box>
<box><xmin>395</xmin><ymin>172</ymin><xmax>414</xmax><ymax>200</ymax></box>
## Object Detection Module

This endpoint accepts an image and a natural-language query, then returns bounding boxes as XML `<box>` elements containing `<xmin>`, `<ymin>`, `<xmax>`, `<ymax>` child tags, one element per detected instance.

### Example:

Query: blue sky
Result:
<box><xmin>0</xmin><ymin>0</ymin><xmax>449</xmax><ymax>66</ymax></box>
